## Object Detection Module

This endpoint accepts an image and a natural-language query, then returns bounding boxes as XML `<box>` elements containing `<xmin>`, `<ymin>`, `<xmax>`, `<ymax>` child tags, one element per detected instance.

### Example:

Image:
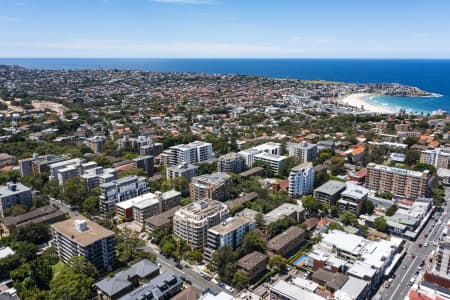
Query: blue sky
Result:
<box><xmin>0</xmin><ymin>0</ymin><xmax>449</xmax><ymax>58</ymax></box>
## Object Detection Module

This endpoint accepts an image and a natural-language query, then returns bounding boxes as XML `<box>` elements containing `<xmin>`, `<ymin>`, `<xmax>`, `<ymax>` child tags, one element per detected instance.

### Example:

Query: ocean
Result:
<box><xmin>0</xmin><ymin>58</ymin><xmax>450</xmax><ymax>114</ymax></box>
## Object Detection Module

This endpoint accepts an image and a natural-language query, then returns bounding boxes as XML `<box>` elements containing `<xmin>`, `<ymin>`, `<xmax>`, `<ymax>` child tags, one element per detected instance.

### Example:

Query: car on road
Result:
<box><xmin>175</xmin><ymin>263</ymin><xmax>183</xmax><ymax>270</ymax></box>
<box><xmin>409</xmin><ymin>277</ymin><xmax>416</xmax><ymax>286</ymax></box>
<box><xmin>385</xmin><ymin>282</ymin><xmax>390</xmax><ymax>288</ymax></box>
<box><xmin>211</xmin><ymin>278</ymin><xmax>219</xmax><ymax>285</ymax></box>
<box><xmin>424</xmin><ymin>242</ymin><xmax>429</xmax><ymax>247</ymax></box>
<box><xmin>402</xmin><ymin>265</ymin><xmax>407</xmax><ymax>269</ymax></box>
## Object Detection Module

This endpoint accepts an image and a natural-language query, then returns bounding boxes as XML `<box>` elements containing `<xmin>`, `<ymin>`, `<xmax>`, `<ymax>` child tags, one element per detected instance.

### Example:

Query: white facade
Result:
<box><xmin>288</xmin><ymin>162</ymin><xmax>315</xmax><ymax>197</ymax></box>
<box><xmin>238</xmin><ymin>142</ymin><xmax>282</xmax><ymax>168</ymax></box>
<box><xmin>166</xmin><ymin>141</ymin><xmax>213</xmax><ymax>166</ymax></box>
<box><xmin>287</xmin><ymin>142</ymin><xmax>318</xmax><ymax>163</ymax></box>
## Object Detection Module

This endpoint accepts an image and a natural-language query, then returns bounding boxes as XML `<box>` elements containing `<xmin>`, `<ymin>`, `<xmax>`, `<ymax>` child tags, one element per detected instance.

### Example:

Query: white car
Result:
<box><xmin>424</xmin><ymin>242</ymin><xmax>429</xmax><ymax>247</ymax></box>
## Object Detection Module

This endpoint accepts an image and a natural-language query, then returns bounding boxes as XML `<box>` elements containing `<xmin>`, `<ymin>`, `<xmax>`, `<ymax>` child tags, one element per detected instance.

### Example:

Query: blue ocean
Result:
<box><xmin>0</xmin><ymin>58</ymin><xmax>449</xmax><ymax>114</ymax></box>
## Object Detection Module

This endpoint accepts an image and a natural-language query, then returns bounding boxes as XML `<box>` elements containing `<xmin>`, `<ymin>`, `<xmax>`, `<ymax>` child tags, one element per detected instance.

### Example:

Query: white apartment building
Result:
<box><xmin>238</xmin><ymin>142</ymin><xmax>282</xmax><ymax>168</ymax></box>
<box><xmin>173</xmin><ymin>200</ymin><xmax>229</xmax><ymax>250</ymax></box>
<box><xmin>420</xmin><ymin>147</ymin><xmax>450</xmax><ymax>169</ymax></box>
<box><xmin>163</xmin><ymin>141</ymin><xmax>213</xmax><ymax>166</ymax></box>
<box><xmin>253</xmin><ymin>152</ymin><xmax>287</xmax><ymax>174</ymax></box>
<box><xmin>166</xmin><ymin>162</ymin><xmax>199</xmax><ymax>182</ymax></box>
<box><xmin>99</xmin><ymin>175</ymin><xmax>149</xmax><ymax>214</ymax></box>
<box><xmin>288</xmin><ymin>162</ymin><xmax>315</xmax><ymax>197</ymax></box>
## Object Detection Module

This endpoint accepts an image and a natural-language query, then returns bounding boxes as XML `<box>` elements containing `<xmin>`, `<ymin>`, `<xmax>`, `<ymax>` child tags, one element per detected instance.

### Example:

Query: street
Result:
<box><xmin>142</xmin><ymin>244</ymin><xmax>227</xmax><ymax>295</ymax></box>
<box><xmin>377</xmin><ymin>189</ymin><xmax>449</xmax><ymax>300</ymax></box>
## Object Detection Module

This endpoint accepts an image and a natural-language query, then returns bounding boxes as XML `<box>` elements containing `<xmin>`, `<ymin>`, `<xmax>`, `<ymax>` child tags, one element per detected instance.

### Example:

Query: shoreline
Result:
<box><xmin>340</xmin><ymin>93</ymin><xmax>398</xmax><ymax>114</ymax></box>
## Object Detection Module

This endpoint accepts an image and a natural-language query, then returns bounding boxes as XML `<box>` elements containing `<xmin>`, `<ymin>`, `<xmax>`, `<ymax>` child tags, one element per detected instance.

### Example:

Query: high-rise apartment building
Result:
<box><xmin>287</xmin><ymin>142</ymin><xmax>318</xmax><ymax>163</ymax></box>
<box><xmin>173</xmin><ymin>200</ymin><xmax>229</xmax><ymax>250</ymax></box>
<box><xmin>162</xmin><ymin>141</ymin><xmax>213</xmax><ymax>166</ymax></box>
<box><xmin>203</xmin><ymin>216</ymin><xmax>255</xmax><ymax>262</ymax></box>
<box><xmin>365</xmin><ymin>163</ymin><xmax>430</xmax><ymax>199</ymax></box>
<box><xmin>217</xmin><ymin>152</ymin><xmax>246</xmax><ymax>174</ymax></box>
<box><xmin>288</xmin><ymin>162</ymin><xmax>315</xmax><ymax>197</ymax></box>
<box><xmin>190</xmin><ymin>172</ymin><xmax>232</xmax><ymax>202</ymax></box>
<box><xmin>420</xmin><ymin>147</ymin><xmax>450</xmax><ymax>169</ymax></box>
<box><xmin>51</xmin><ymin>216</ymin><xmax>116</xmax><ymax>271</ymax></box>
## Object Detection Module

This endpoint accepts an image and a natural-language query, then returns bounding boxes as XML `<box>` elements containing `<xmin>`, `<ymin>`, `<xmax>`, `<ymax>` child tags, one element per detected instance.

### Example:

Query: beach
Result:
<box><xmin>340</xmin><ymin>93</ymin><xmax>398</xmax><ymax>114</ymax></box>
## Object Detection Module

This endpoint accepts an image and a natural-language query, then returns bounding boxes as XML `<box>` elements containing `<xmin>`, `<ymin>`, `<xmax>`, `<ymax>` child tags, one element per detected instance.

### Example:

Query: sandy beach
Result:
<box><xmin>340</xmin><ymin>93</ymin><xmax>398</xmax><ymax>114</ymax></box>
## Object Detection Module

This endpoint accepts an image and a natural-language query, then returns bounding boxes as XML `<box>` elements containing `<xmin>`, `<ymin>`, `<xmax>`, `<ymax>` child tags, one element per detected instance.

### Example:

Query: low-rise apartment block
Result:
<box><xmin>314</xmin><ymin>180</ymin><xmax>346</xmax><ymax>207</ymax></box>
<box><xmin>237</xmin><ymin>251</ymin><xmax>268</xmax><ymax>281</ymax></box>
<box><xmin>268</xmin><ymin>226</ymin><xmax>305</xmax><ymax>257</ymax></box>
<box><xmin>0</xmin><ymin>182</ymin><xmax>33</xmax><ymax>217</ymax></box>
<box><xmin>287</xmin><ymin>142</ymin><xmax>318</xmax><ymax>163</ymax></box>
<box><xmin>253</xmin><ymin>152</ymin><xmax>287</xmax><ymax>174</ymax></box>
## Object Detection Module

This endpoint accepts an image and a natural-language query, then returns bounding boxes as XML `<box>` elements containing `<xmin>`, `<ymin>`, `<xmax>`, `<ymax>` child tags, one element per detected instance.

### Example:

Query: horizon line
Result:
<box><xmin>1</xmin><ymin>57</ymin><xmax>450</xmax><ymax>60</ymax></box>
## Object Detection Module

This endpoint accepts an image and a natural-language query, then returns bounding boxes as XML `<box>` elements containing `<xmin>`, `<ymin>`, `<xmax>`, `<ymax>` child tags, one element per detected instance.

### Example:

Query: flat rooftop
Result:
<box><xmin>51</xmin><ymin>215</ymin><xmax>114</xmax><ymax>247</ymax></box>
<box><xmin>208</xmin><ymin>217</ymin><xmax>253</xmax><ymax>235</ymax></box>
<box><xmin>314</xmin><ymin>180</ymin><xmax>346</xmax><ymax>196</ymax></box>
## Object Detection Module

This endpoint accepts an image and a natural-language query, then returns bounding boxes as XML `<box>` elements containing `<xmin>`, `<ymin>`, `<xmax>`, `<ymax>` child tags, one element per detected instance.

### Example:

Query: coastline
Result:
<box><xmin>340</xmin><ymin>93</ymin><xmax>398</xmax><ymax>114</ymax></box>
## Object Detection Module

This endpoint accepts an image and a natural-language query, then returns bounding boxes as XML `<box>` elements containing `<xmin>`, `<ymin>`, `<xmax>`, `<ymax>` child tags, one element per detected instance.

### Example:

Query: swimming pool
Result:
<box><xmin>293</xmin><ymin>255</ymin><xmax>308</xmax><ymax>267</ymax></box>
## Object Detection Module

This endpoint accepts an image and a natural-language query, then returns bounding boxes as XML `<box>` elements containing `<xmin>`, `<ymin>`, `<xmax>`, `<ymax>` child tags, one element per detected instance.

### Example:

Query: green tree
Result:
<box><xmin>269</xmin><ymin>255</ymin><xmax>287</xmax><ymax>273</ymax></box>
<box><xmin>432</xmin><ymin>188</ymin><xmax>445</xmax><ymax>206</ymax></box>
<box><xmin>403</xmin><ymin>136</ymin><xmax>419</xmax><ymax>148</ymax></box>
<box><xmin>209</xmin><ymin>247</ymin><xmax>235</xmax><ymax>274</ymax></box>
<box><xmin>278</xmin><ymin>156</ymin><xmax>301</xmax><ymax>178</ymax></box>
<box><xmin>267</xmin><ymin>217</ymin><xmax>296</xmax><ymax>238</ymax></box>
<box><xmin>185</xmin><ymin>250</ymin><xmax>203</xmax><ymax>264</ymax></box>
<box><xmin>170</xmin><ymin>176</ymin><xmax>190</xmax><ymax>196</ymax></box>
<box><xmin>48</xmin><ymin>271</ymin><xmax>95</xmax><ymax>300</ymax></box>
<box><xmin>302</xmin><ymin>195</ymin><xmax>321</xmax><ymax>216</ymax></box>
<box><xmin>232</xmin><ymin>271</ymin><xmax>250</xmax><ymax>290</ymax></box>
<box><xmin>359</xmin><ymin>224</ymin><xmax>369</xmax><ymax>238</ymax></box>
<box><xmin>81</xmin><ymin>195</ymin><xmax>100</xmax><ymax>215</ymax></box>
<box><xmin>385</xmin><ymin>205</ymin><xmax>398</xmax><ymax>217</ymax></box>
<box><xmin>374</xmin><ymin>216</ymin><xmax>389</xmax><ymax>232</ymax></box>
<box><xmin>93</xmin><ymin>155</ymin><xmax>112</xmax><ymax>168</ymax></box>
<box><xmin>339</xmin><ymin>211</ymin><xmax>358</xmax><ymax>226</ymax></box>
<box><xmin>240</xmin><ymin>230</ymin><xmax>267</xmax><ymax>256</ymax></box>
<box><xmin>15</xmin><ymin>223</ymin><xmax>51</xmax><ymax>245</ymax></box>
<box><xmin>116</xmin><ymin>227</ymin><xmax>145</xmax><ymax>264</ymax></box>
<box><xmin>362</xmin><ymin>200</ymin><xmax>375</xmax><ymax>215</ymax></box>
<box><xmin>255</xmin><ymin>212</ymin><xmax>266</xmax><ymax>230</ymax></box>
<box><xmin>404</xmin><ymin>149</ymin><xmax>420</xmax><ymax>166</ymax></box>
<box><xmin>66</xmin><ymin>256</ymin><xmax>99</xmax><ymax>280</ymax></box>
<box><xmin>329</xmin><ymin>156</ymin><xmax>345</xmax><ymax>175</ymax></box>
<box><xmin>328</xmin><ymin>222</ymin><xmax>344</xmax><ymax>231</ymax></box>
<box><xmin>414</xmin><ymin>162</ymin><xmax>436</xmax><ymax>175</ymax></box>
<box><xmin>62</xmin><ymin>176</ymin><xmax>88</xmax><ymax>208</ymax></box>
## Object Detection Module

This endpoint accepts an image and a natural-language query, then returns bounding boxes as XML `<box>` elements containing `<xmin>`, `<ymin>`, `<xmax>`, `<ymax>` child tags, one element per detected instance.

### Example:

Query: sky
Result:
<box><xmin>0</xmin><ymin>0</ymin><xmax>450</xmax><ymax>58</ymax></box>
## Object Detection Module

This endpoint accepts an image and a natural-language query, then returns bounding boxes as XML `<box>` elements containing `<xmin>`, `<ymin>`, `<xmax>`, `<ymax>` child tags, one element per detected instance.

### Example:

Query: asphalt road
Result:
<box><xmin>142</xmin><ymin>244</ymin><xmax>227</xmax><ymax>295</ymax></box>
<box><xmin>377</xmin><ymin>190</ymin><xmax>449</xmax><ymax>300</ymax></box>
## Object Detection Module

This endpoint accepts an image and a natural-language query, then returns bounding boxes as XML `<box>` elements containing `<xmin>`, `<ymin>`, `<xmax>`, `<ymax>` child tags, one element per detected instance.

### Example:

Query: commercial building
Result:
<box><xmin>162</xmin><ymin>141</ymin><xmax>213</xmax><ymax>166</ymax></box>
<box><xmin>99</xmin><ymin>176</ymin><xmax>149</xmax><ymax>214</ymax></box>
<box><xmin>253</xmin><ymin>152</ymin><xmax>287</xmax><ymax>174</ymax></box>
<box><xmin>217</xmin><ymin>152</ymin><xmax>246</xmax><ymax>174</ymax></box>
<box><xmin>1</xmin><ymin>205</ymin><xmax>65</xmax><ymax>235</ymax></box>
<box><xmin>190</xmin><ymin>172</ymin><xmax>232</xmax><ymax>202</ymax></box>
<box><xmin>95</xmin><ymin>259</ymin><xmax>160</xmax><ymax>300</ymax></box>
<box><xmin>237</xmin><ymin>251</ymin><xmax>268</xmax><ymax>281</ymax></box>
<box><xmin>365</xmin><ymin>163</ymin><xmax>430</xmax><ymax>199</ymax></box>
<box><xmin>288</xmin><ymin>162</ymin><xmax>315</xmax><ymax>197</ymax></box>
<box><xmin>268</xmin><ymin>226</ymin><xmax>306</xmax><ymax>257</ymax></box>
<box><xmin>51</xmin><ymin>216</ymin><xmax>116</xmax><ymax>271</ymax></box>
<box><xmin>314</xmin><ymin>180</ymin><xmax>346</xmax><ymax>207</ymax></box>
<box><xmin>270</xmin><ymin>280</ymin><xmax>326</xmax><ymax>300</ymax></box>
<box><xmin>338</xmin><ymin>183</ymin><xmax>369</xmax><ymax>216</ymax></box>
<box><xmin>424</xmin><ymin>235</ymin><xmax>450</xmax><ymax>289</ymax></box>
<box><xmin>203</xmin><ymin>216</ymin><xmax>256</xmax><ymax>262</ymax></box>
<box><xmin>173</xmin><ymin>200</ymin><xmax>229</xmax><ymax>250</ymax></box>
<box><xmin>0</xmin><ymin>182</ymin><xmax>32</xmax><ymax>217</ymax></box>
<box><xmin>420</xmin><ymin>147</ymin><xmax>450</xmax><ymax>169</ymax></box>
<box><xmin>166</xmin><ymin>162</ymin><xmax>198</xmax><ymax>182</ymax></box>
<box><xmin>287</xmin><ymin>142</ymin><xmax>318</xmax><ymax>163</ymax></box>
